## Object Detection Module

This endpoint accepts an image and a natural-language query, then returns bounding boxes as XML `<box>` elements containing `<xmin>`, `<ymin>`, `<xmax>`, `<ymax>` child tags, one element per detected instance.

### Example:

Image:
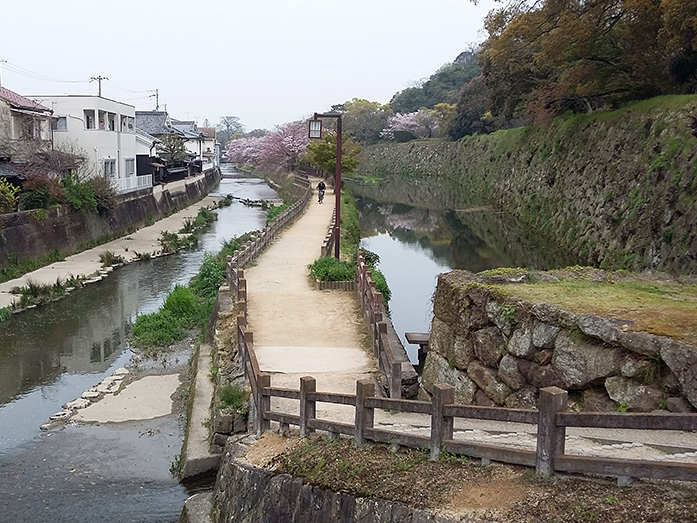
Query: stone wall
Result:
<box><xmin>0</xmin><ymin>168</ymin><xmax>221</xmax><ymax>269</ymax></box>
<box><xmin>353</xmin><ymin>95</ymin><xmax>697</xmax><ymax>274</ymax></box>
<box><xmin>212</xmin><ymin>451</ymin><xmax>457</xmax><ymax>523</ymax></box>
<box><xmin>421</xmin><ymin>270</ymin><xmax>696</xmax><ymax>413</ymax></box>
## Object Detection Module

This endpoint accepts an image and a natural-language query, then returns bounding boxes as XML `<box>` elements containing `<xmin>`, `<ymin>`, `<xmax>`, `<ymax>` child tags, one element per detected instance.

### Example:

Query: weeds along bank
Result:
<box><xmin>0</xmin><ymin>168</ymin><xmax>221</xmax><ymax>276</ymax></box>
<box><xmin>353</xmin><ymin>95</ymin><xmax>697</xmax><ymax>275</ymax></box>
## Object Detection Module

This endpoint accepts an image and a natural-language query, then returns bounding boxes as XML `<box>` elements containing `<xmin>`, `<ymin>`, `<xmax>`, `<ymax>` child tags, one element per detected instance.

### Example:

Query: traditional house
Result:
<box><xmin>0</xmin><ymin>87</ymin><xmax>53</xmax><ymax>182</ymax></box>
<box><xmin>198</xmin><ymin>126</ymin><xmax>219</xmax><ymax>169</ymax></box>
<box><xmin>36</xmin><ymin>95</ymin><xmax>148</xmax><ymax>194</ymax></box>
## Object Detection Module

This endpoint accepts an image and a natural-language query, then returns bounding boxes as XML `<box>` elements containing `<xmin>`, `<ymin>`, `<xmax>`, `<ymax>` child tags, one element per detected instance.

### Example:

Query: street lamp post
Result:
<box><xmin>309</xmin><ymin>112</ymin><xmax>342</xmax><ymax>259</ymax></box>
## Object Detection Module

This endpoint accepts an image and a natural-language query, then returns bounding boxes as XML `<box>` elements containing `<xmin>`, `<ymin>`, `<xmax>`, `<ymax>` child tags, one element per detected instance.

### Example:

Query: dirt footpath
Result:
<box><xmin>245</xmin><ymin>183</ymin><xmax>376</xmax><ymax>401</ymax></box>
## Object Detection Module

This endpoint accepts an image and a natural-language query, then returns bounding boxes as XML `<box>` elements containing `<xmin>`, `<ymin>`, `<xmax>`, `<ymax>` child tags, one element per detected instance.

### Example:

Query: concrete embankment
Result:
<box><xmin>0</xmin><ymin>170</ymin><xmax>221</xmax><ymax>309</ymax></box>
<box><xmin>0</xmin><ymin>168</ymin><xmax>221</xmax><ymax>270</ymax></box>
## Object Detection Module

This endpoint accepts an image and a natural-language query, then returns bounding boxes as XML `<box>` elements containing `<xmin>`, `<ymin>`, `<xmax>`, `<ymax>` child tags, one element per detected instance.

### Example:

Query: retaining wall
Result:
<box><xmin>422</xmin><ymin>269</ymin><xmax>696</xmax><ymax>413</ymax></box>
<box><xmin>0</xmin><ymin>168</ymin><xmax>221</xmax><ymax>269</ymax></box>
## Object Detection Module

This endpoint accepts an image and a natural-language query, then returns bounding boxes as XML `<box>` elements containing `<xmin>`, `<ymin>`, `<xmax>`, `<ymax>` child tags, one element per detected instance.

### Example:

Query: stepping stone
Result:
<box><xmin>113</xmin><ymin>367</ymin><xmax>129</xmax><ymax>375</ymax></box>
<box><xmin>63</xmin><ymin>398</ymin><xmax>90</xmax><ymax>410</ymax></box>
<box><xmin>82</xmin><ymin>390</ymin><xmax>100</xmax><ymax>399</ymax></box>
<box><xmin>49</xmin><ymin>411</ymin><xmax>73</xmax><ymax>421</ymax></box>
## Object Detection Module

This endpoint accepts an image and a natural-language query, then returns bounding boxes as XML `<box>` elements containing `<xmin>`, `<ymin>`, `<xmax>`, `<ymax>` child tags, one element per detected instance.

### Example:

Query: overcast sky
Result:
<box><xmin>1</xmin><ymin>0</ymin><xmax>497</xmax><ymax>131</ymax></box>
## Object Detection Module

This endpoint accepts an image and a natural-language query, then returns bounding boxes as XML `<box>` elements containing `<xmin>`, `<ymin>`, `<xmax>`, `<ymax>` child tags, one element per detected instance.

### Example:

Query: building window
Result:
<box><xmin>84</xmin><ymin>110</ymin><xmax>95</xmax><ymax>129</ymax></box>
<box><xmin>125</xmin><ymin>158</ymin><xmax>135</xmax><ymax>177</ymax></box>
<box><xmin>107</xmin><ymin>113</ymin><xmax>116</xmax><ymax>131</ymax></box>
<box><xmin>52</xmin><ymin>116</ymin><xmax>67</xmax><ymax>131</ymax></box>
<box><xmin>104</xmin><ymin>159</ymin><xmax>116</xmax><ymax>177</ymax></box>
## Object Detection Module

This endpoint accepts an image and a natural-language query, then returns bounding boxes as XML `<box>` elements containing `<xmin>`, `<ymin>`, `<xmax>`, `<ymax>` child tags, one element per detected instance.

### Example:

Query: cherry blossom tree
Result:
<box><xmin>380</xmin><ymin>109</ymin><xmax>439</xmax><ymax>140</ymax></box>
<box><xmin>226</xmin><ymin>120</ymin><xmax>309</xmax><ymax>172</ymax></box>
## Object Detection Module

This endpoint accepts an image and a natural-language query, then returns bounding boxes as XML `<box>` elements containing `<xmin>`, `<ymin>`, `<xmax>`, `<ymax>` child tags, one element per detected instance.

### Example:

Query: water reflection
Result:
<box><xmin>0</xmin><ymin>167</ymin><xmax>275</xmax><ymax>453</ymax></box>
<box><xmin>357</xmin><ymin>197</ymin><xmax>577</xmax><ymax>363</ymax></box>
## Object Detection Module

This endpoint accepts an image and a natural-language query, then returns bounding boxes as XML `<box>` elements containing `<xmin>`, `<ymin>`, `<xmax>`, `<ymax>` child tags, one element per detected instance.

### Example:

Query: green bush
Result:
<box><xmin>18</xmin><ymin>175</ymin><xmax>64</xmax><ymax>210</ymax></box>
<box><xmin>131</xmin><ymin>309</ymin><xmax>184</xmax><ymax>347</ymax></box>
<box><xmin>189</xmin><ymin>253</ymin><xmax>225</xmax><ymax>299</ymax></box>
<box><xmin>266</xmin><ymin>203</ymin><xmax>290</xmax><ymax>224</ymax></box>
<box><xmin>220</xmin><ymin>383</ymin><xmax>249</xmax><ymax>411</ymax></box>
<box><xmin>0</xmin><ymin>178</ymin><xmax>20</xmax><ymax>214</ymax></box>
<box><xmin>61</xmin><ymin>174</ymin><xmax>98</xmax><ymax>213</ymax></box>
<box><xmin>162</xmin><ymin>285</ymin><xmax>203</xmax><ymax>327</ymax></box>
<box><xmin>87</xmin><ymin>176</ymin><xmax>117</xmax><ymax>213</ymax></box>
<box><xmin>309</xmin><ymin>257</ymin><xmax>356</xmax><ymax>281</ymax></box>
<box><xmin>371</xmin><ymin>268</ymin><xmax>391</xmax><ymax>303</ymax></box>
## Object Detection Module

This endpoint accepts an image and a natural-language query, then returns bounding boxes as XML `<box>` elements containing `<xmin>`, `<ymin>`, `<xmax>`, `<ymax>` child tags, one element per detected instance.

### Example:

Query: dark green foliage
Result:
<box><xmin>371</xmin><ymin>268</ymin><xmax>391</xmax><ymax>303</ymax></box>
<box><xmin>309</xmin><ymin>257</ymin><xmax>356</xmax><ymax>281</ymax></box>
<box><xmin>18</xmin><ymin>175</ymin><xmax>64</xmax><ymax>210</ymax></box>
<box><xmin>162</xmin><ymin>285</ymin><xmax>204</xmax><ymax>327</ymax></box>
<box><xmin>266</xmin><ymin>203</ymin><xmax>290</xmax><ymax>224</ymax></box>
<box><xmin>131</xmin><ymin>310</ymin><xmax>184</xmax><ymax>347</ymax></box>
<box><xmin>61</xmin><ymin>173</ymin><xmax>98</xmax><ymax>213</ymax></box>
<box><xmin>390</xmin><ymin>55</ymin><xmax>481</xmax><ymax>113</ymax></box>
<box><xmin>189</xmin><ymin>253</ymin><xmax>226</xmax><ymax>299</ymax></box>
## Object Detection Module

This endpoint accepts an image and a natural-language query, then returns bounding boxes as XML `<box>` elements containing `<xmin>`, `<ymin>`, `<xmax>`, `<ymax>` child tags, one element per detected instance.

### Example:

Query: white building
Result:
<box><xmin>38</xmin><ymin>95</ymin><xmax>151</xmax><ymax>193</ymax></box>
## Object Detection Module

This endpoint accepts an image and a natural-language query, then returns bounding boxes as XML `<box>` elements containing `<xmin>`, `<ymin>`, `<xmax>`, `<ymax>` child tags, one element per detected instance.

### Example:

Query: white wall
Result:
<box><xmin>42</xmin><ymin>95</ymin><xmax>136</xmax><ymax>181</ymax></box>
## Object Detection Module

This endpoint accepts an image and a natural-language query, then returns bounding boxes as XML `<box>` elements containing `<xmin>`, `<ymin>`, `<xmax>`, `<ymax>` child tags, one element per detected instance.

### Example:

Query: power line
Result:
<box><xmin>90</xmin><ymin>75</ymin><xmax>109</xmax><ymax>97</ymax></box>
<box><xmin>104</xmin><ymin>78</ymin><xmax>150</xmax><ymax>94</ymax></box>
<box><xmin>2</xmin><ymin>61</ymin><xmax>88</xmax><ymax>84</ymax></box>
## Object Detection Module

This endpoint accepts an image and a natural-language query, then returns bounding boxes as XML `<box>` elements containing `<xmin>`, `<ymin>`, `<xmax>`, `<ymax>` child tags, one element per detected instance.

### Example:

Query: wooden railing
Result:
<box><xmin>355</xmin><ymin>252</ymin><xmax>403</xmax><ymax>398</ymax></box>
<box><xmin>320</xmin><ymin>209</ymin><xmax>337</xmax><ymax>258</ymax></box>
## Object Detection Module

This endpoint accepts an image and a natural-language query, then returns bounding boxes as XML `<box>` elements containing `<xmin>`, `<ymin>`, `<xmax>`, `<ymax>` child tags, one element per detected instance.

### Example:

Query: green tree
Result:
<box><xmin>157</xmin><ymin>134</ymin><xmax>189</xmax><ymax>165</ymax></box>
<box><xmin>340</xmin><ymin>98</ymin><xmax>393</xmax><ymax>145</ymax></box>
<box><xmin>306</xmin><ymin>133</ymin><xmax>361</xmax><ymax>175</ymax></box>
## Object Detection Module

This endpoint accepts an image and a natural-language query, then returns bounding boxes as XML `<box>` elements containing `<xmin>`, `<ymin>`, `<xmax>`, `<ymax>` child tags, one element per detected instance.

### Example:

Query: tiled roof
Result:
<box><xmin>0</xmin><ymin>162</ymin><xmax>23</xmax><ymax>179</ymax></box>
<box><xmin>0</xmin><ymin>86</ymin><xmax>51</xmax><ymax>113</ymax></box>
<box><xmin>135</xmin><ymin>111</ymin><xmax>173</xmax><ymax>136</ymax></box>
<box><xmin>199</xmin><ymin>127</ymin><xmax>216</xmax><ymax>139</ymax></box>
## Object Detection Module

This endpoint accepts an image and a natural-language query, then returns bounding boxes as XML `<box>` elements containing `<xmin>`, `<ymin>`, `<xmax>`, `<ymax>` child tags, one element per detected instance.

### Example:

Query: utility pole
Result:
<box><xmin>0</xmin><ymin>59</ymin><xmax>6</xmax><ymax>87</ymax></box>
<box><xmin>149</xmin><ymin>88</ymin><xmax>159</xmax><ymax>110</ymax></box>
<box><xmin>90</xmin><ymin>75</ymin><xmax>109</xmax><ymax>97</ymax></box>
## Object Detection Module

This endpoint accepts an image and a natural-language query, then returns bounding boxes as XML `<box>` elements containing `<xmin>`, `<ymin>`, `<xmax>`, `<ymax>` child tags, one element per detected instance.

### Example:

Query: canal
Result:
<box><xmin>357</xmin><ymin>197</ymin><xmax>578</xmax><ymax>363</ymax></box>
<box><xmin>0</xmin><ymin>165</ymin><xmax>277</xmax><ymax>522</ymax></box>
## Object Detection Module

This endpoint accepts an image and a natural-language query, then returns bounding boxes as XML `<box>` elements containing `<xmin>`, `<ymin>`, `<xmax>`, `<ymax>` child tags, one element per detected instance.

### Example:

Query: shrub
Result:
<box><xmin>309</xmin><ymin>257</ymin><xmax>356</xmax><ymax>281</ymax></box>
<box><xmin>266</xmin><ymin>203</ymin><xmax>290</xmax><ymax>224</ymax></box>
<box><xmin>18</xmin><ymin>175</ymin><xmax>64</xmax><ymax>210</ymax></box>
<box><xmin>0</xmin><ymin>178</ymin><xmax>20</xmax><ymax>214</ymax></box>
<box><xmin>189</xmin><ymin>253</ymin><xmax>225</xmax><ymax>299</ymax></box>
<box><xmin>61</xmin><ymin>173</ymin><xmax>98</xmax><ymax>213</ymax></box>
<box><xmin>220</xmin><ymin>383</ymin><xmax>249</xmax><ymax>411</ymax></box>
<box><xmin>87</xmin><ymin>176</ymin><xmax>117</xmax><ymax>214</ymax></box>
<box><xmin>162</xmin><ymin>285</ymin><xmax>203</xmax><ymax>327</ymax></box>
<box><xmin>159</xmin><ymin>230</ymin><xmax>181</xmax><ymax>253</ymax></box>
<box><xmin>99</xmin><ymin>250</ymin><xmax>125</xmax><ymax>267</ymax></box>
<box><xmin>131</xmin><ymin>310</ymin><xmax>184</xmax><ymax>347</ymax></box>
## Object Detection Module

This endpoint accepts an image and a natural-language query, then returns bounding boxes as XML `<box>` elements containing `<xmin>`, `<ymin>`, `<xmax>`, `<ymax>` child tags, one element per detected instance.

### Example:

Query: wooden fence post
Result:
<box><xmin>299</xmin><ymin>376</ymin><xmax>317</xmax><ymax>437</ymax></box>
<box><xmin>376</xmin><ymin>321</ymin><xmax>387</xmax><ymax>358</ymax></box>
<box><xmin>430</xmin><ymin>383</ymin><xmax>455</xmax><ymax>461</ymax></box>
<box><xmin>536</xmin><ymin>386</ymin><xmax>568</xmax><ymax>477</ymax></box>
<box><xmin>256</xmin><ymin>373</ymin><xmax>271</xmax><ymax>437</ymax></box>
<box><xmin>355</xmin><ymin>379</ymin><xmax>375</xmax><ymax>446</ymax></box>
<box><xmin>390</xmin><ymin>361</ymin><xmax>402</xmax><ymax>399</ymax></box>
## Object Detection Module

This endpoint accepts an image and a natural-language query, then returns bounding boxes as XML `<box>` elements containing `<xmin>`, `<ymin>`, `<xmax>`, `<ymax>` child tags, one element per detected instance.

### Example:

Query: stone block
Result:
<box><xmin>532</xmin><ymin>321</ymin><xmax>560</xmax><ymax>349</ymax></box>
<box><xmin>666</xmin><ymin>397</ymin><xmax>695</xmax><ymax>413</ymax></box>
<box><xmin>467</xmin><ymin>360</ymin><xmax>512</xmax><ymax>405</ymax></box>
<box><xmin>517</xmin><ymin>360</ymin><xmax>565</xmax><ymax>389</ymax></box>
<box><xmin>659</xmin><ymin>338</ymin><xmax>697</xmax><ymax>409</ymax></box>
<box><xmin>498</xmin><ymin>354</ymin><xmax>526</xmax><ymax>390</ymax></box>
<box><xmin>504</xmin><ymin>386</ymin><xmax>538</xmax><ymax>409</ymax></box>
<box><xmin>473</xmin><ymin>326</ymin><xmax>506</xmax><ymax>367</ymax></box>
<box><xmin>620</xmin><ymin>355</ymin><xmax>658</xmax><ymax>380</ymax></box>
<box><xmin>485</xmin><ymin>300</ymin><xmax>516</xmax><ymax>337</ymax></box>
<box><xmin>507</xmin><ymin>324</ymin><xmax>536</xmax><ymax>359</ymax></box>
<box><xmin>535</xmin><ymin>349</ymin><xmax>553</xmax><ymax>366</ymax></box>
<box><xmin>214</xmin><ymin>413</ymin><xmax>234</xmax><ymax>434</ymax></box>
<box><xmin>474</xmin><ymin>389</ymin><xmax>497</xmax><ymax>407</ymax></box>
<box><xmin>582</xmin><ymin>388</ymin><xmax>617</xmax><ymax>412</ymax></box>
<box><xmin>605</xmin><ymin>376</ymin><xmax>668</xmax><ymax>412</ymax></box>
<box><xmin>420</xmin><ymin>352</ymin><xmax>477</xmax><ymax>404</ymax></box>
<box><xmin>553</xmin><ymin>332</ymin><xmax>622</xmax><ymax>388</ymax></box>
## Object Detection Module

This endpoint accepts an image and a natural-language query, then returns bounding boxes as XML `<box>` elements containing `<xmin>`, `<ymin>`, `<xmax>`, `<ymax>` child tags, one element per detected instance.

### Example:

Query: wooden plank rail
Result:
<box><xmin>444</xmin><ymin>405</ymin><xmax>538</xmax><ymax>425</ymax></box>
<box><xmin>444</xmin><ymin>440</ymin><xmax>537</xmax><ymax>467</ymax></box>
<box><xmin>557</xmin><ymin>412</ymin><xmax>697</xmax><ymax>431</ymax></box>
<box><xmin>227</xmin><ymin>183</ymin><xmax>697</xmax><ymax>486</ymax></box>
<box><xmin>555</xmin><ymin>456</ymin><xmax>697</xmax><ymax>482</ymax></box>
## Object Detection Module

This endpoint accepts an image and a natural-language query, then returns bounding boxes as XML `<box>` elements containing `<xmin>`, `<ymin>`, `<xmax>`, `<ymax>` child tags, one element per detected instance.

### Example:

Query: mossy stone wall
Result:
<box><xmin>354</xmin><ymin>96</ymin><xmax>697</xmax><ymax>274</ymax></box>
